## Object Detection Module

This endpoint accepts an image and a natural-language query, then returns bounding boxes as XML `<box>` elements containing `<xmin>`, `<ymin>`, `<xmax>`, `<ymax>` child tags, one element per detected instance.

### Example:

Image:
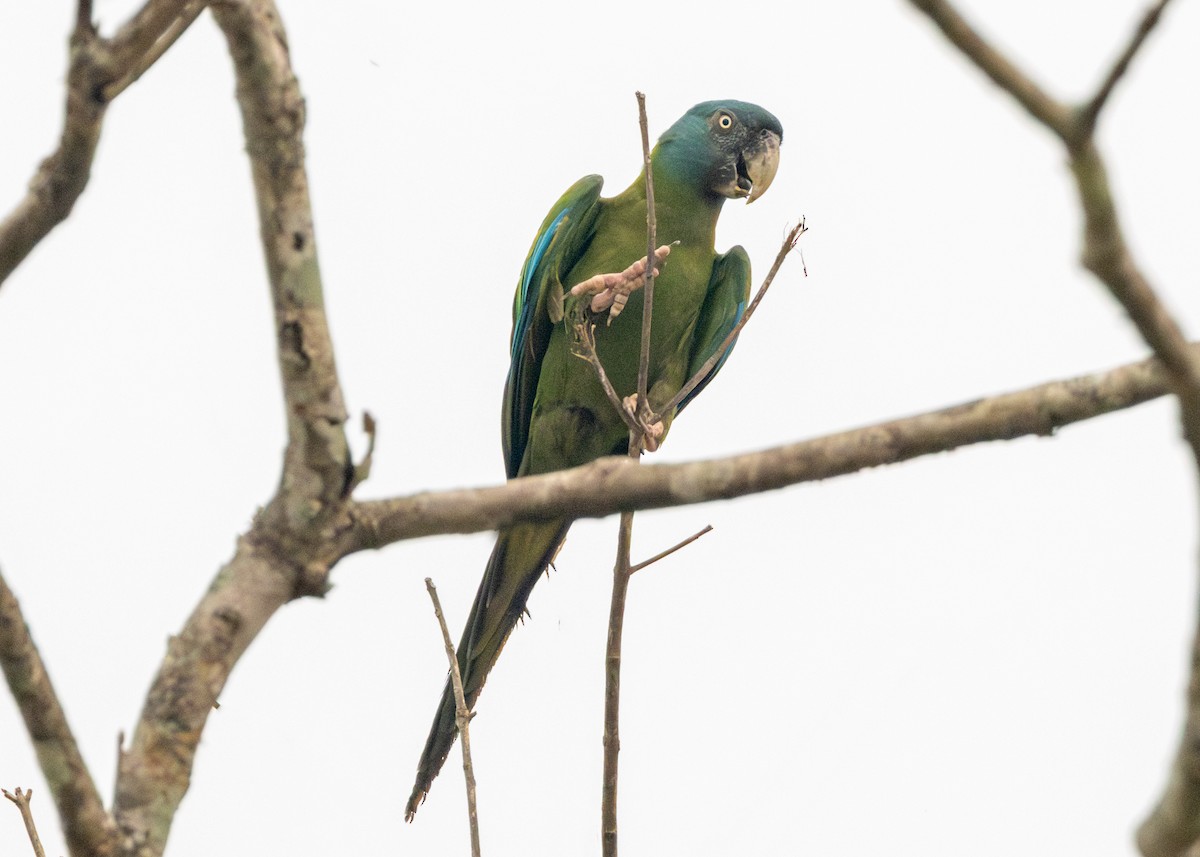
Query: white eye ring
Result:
<box><xmin>718</xmin><ymin>113</ymin><xmax>734</xmax><ymax>129</ymax></box>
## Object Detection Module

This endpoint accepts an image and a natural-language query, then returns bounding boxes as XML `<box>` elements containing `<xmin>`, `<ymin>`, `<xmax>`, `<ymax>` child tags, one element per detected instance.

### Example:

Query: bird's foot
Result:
<box><xmin>570</xmin><ymin>244</ymin><xmax>673</xmax><ymax>324</ymax></box>
<box><xmin>622</xmin><ymin>393</ymin><xmax>664</xmax><ymax>451</ymax></box>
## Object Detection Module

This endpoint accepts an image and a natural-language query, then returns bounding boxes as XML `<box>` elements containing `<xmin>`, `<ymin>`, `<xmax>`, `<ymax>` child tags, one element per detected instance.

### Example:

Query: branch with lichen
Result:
<box><xmin>109</xmin><ymin>2</ymin><xmax>359</xmax><ymax>855</ymax></box>
<box><xmin>0</xmin><ymin>0</ymin><xmax>210</xmax><ymax>288</ymax></box>
<box><xmin>0</xmin><ymin>574</ymin><xmax>115</xmax><ymax>857</ymax></box>
<box><xmin>906</xmin><ymin>3</ymin><xmax>1198</xmax><ymax>855</ymax></box>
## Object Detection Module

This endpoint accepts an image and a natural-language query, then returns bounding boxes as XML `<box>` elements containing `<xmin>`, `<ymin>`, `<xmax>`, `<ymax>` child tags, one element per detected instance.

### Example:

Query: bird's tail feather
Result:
<box><xmin>405</xmin><ymin>518</ymin><xmax>569</xmax><ymax>820</ymax></box>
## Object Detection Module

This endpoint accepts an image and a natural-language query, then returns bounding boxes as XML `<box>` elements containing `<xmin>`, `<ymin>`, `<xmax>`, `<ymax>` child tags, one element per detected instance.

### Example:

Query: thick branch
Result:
<box><xmin>0</xmin><ymin>570</ymin><xmax>117</xmax><ymax>857</ymax></box>
<box><xmin>111</xmin><ymin>3</ymin><xmax>354</xmax><ymax>855</ymax></box>
<box><xmin>346</xmin><ymin>347</ymin><xmax>1175</xmax><ymax>549</ymax></box>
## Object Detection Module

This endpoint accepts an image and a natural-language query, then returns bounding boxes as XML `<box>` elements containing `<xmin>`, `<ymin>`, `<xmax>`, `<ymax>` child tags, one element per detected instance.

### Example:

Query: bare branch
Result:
<box><xmin>75</xmin><ymin>0</ymin><xmax>94</xmax><ymax>38</ymax></box>
<box><xmin>878</xmin><ymin>9</ymin><xmax>1200</xmax><ymax>853</ymax></box>
<box><xmin>906</xmin><ymin>0</ymin><xmax>1073</xmax><ymax>142</ymax></box>
<box><xmin>112</xmin><ymin>3</ymin><xmax>355</xmax><ymax>854</ymax></box>
<box><xmin>629</xmin><ymin>525</ymin><xmax>714</xmax><ymax>574</ymax></box>
<box><xmin>0</xmin><ymin>570</ymin><xmax>117</xmax><ymax>857</ymax></box>
<box><xmin>572</xmin><ymin>322</ymin><xmax>642</xmax><ymax>437</ymax></box>
<box><xmin>2</xmin><ymin>787</ymin><xmax>47</xmax><ymax>857</ymax></box>
<box><xmin>106</xmin><ymin>0</ymin><xmax>201</xmax><ymax>76</ymax></box>
<box><xmin>346</xmin><ymin>347</ymin><xmax>1177</xmax><ymax>548</ymax></box>
<box><xmin>1068</xmin><ymin>144</ymin><xmax>1200</xmax><ymax>450</ymax></box>
<box><xmin>1140</xmin><ymin>625</ymin><xmax>1200</xmax><ymax>857</ymax></box>
<box><xmin>601</xmin><ymin>509</ymin><xmax>633</xmax><ymax>857</ymax></box>
<box><xmin>0</xmin><ymin>1</ymin><xmax>209</xmax><ymax>289</ymax></box>
<box><xmin>635</xmin><ymin>91</ymin><xmax>657</xmax><ymax>422</ymax></box>
<box><xmin>103</xmin><ymin>2</ymin><xmax>207</xmax><ymax>101</ymax></box>
<box><xmin>1076</xmin><ymin>0</ymin><xmax>1174</xmax><ymax>139</ymax></box>
<box><xmin>424</xmin><ymin>580</ymin><xmax>481</xmax><ymax>857</ymax></box>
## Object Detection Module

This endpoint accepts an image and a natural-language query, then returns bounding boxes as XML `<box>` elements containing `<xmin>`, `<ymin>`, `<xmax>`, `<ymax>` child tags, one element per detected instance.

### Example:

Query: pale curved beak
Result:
<box><xmin>744</xmin><ymin>129</ymin><xmax>781</xmax><ymax>204</ymax></box>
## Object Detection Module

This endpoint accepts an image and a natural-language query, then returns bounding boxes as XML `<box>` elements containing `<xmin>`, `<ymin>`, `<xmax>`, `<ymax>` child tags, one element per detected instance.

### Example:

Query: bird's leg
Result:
<box><xmin>569</xmin><ymin>244</ymin><xmax>673</xmax><ymax>324</ymax></box>
<box><xmin>621</xmin><ymin>393</ymin><xmax>665</xmax><ymax>452</ymax></box>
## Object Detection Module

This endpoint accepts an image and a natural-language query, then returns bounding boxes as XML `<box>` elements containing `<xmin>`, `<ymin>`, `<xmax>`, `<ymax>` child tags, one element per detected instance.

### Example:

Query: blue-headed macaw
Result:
<box><xmin>407</xmin><ymin>100</ymin><xmax>782</xmax><ymax>818</ymax></box>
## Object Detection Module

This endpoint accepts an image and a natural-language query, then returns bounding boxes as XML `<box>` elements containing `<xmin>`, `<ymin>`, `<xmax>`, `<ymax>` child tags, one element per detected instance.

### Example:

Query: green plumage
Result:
<box><xmin>406</xmin><ymin>100</ymin><xmax>782</xmax><ymax>819</ymax></box>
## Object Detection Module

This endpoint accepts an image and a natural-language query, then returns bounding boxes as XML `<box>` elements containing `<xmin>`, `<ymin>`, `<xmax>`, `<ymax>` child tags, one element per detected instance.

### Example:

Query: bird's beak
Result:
<box><xmin>743</xmin><ymin>129</ymin><xmax>781</xmax><ymax>204</ymax></box>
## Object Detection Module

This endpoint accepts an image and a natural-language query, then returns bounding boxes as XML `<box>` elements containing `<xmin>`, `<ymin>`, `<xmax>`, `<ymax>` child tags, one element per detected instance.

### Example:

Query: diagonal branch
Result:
<box><xmin>1076</xmin><ymin>0</ymin><xmax>1173</xmax><ymax>139</ymax></box>
<box><xmin>103</xmin><ymin>2</ymin><xmax>207</xmax><ymax>101</ymax></box>
<box><xmin>346</xmin><ymin>345</ymin><xmax>1179</xmax><ymax>550</ymax></box>
<box><xmin>656</xmin><ymin>219</ymin><xmax>804</xmax><ymax>420</ymax></box>
<box><xmin>906</xmin><ymin>0</ymin><xmax>1072</xmax><ymax>139</ymax></box>
<box><xmin>0</xmin><ymin>0</ymin><xmax>210</xmax><ymax>289</ymax></box>
<box><xmin>0</xmin><ymin>570</ymin><xmax>117</xmax><ymax>857</ymax></box>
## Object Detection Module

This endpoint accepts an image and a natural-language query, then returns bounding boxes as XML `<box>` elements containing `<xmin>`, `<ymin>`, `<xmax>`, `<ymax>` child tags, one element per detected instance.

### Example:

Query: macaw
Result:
<box><xmin>406</xmin><ymin>100</ymin><xmax>782</xmax><ymax>819</ymax></box>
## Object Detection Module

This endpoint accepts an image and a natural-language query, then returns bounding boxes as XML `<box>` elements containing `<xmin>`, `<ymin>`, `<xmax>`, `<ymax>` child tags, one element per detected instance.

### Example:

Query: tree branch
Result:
<box><xmin>906</xmin><ymin>5</ymin><xmax>1197</xmax><ymax>854</ymax></box>
<box><xmin>1076</xmin><ymin>0</ymin><xmax>1173</xmax><ymax>139</ymax></box>
<box><xmin>656</xmin><ymin>219</ymin><xmax>804</xmax><ymax>419</ymax></box>
<box><xmin>110</xmin><ymin>3</ymin><xmax>355</xmax><ymax>855</ymax></box>
<box><xmin>0</xmin><ymin>570</ymin><xmax>117</xmax><ymax>857</ymax></box>
<box><xmin>346</xmin><ymin>344</ymin><xmax>1179</xmax><ymax>548</ymax></box>
<box><xmin>0</xmin><ymin>1</ymin><xmax>209</xmax><ymax>289</ymax></box>
<box><xmin>906</xmin><ymin>0</ymin><xmax>1073</xmax><ymax>140</ymax></box>
<box><xmin>629</xmin><ymin>525</ymin><xmax>713</xmax><ymax>575</ymax></box>
<box><xmin>424</xmin><ymin>579</ymin><xmax>481</xmax><ymax>857</ymax></box>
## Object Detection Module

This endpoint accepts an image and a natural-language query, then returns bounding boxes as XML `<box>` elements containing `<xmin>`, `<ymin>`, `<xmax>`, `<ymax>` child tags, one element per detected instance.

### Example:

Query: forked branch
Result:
<box><xmin>0</xmin><ymin>0</ymin><xmax>210</xmax><ymax>288</ymax></box>
<box><xmin>905</xmin><ymin>3</ymin><xmax>1198</xmax><ymax>855</ymax></box>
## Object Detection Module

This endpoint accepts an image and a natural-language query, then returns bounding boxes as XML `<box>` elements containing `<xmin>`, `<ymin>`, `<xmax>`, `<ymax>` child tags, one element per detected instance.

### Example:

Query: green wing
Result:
<box><xmin>679</xmin><ymin>246</ymin><xmax>751</xmax><ymax>412</ymax></box>
<box><xmin>502</xmin><ymin>175</ymin><xmax>604</xmax><ymax>478</ymax></box>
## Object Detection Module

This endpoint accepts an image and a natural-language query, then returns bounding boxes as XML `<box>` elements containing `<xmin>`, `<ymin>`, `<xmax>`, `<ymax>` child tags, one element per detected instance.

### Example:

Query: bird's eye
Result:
<box><xmin>718</xmin><ymin>113</ymin><xmax>734</xmax><ymax>130</ymax></box>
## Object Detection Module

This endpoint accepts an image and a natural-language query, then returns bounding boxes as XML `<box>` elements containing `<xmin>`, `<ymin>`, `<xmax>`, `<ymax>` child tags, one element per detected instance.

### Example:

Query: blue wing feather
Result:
<box><xmin>502</xmin><ymin>175</ymin><xmax>604</xmax><ymax>478</ymax></box>
<box><xmin>678</xmin><ymin>247</ymin><xmax>752</xmax><ymax>413</ymax></box>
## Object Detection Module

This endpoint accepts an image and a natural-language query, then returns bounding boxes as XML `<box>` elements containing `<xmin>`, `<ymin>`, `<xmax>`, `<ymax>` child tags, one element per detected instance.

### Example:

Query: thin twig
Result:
<box><xmin>600</xmin><ymin>90</ymin><xmax>668</xmax><ymax>857</ymax></box>
<box><xmin>656</xmin><ymin>219</ymin><xmax>806</xmax><ymax>420</ymax></box>
<box><xmin>602</xmin><ymin>510</ymin><xmax>633</xmax><ymax>857</ymax></box>
<box><xmin>424</xmin><ymin>579</ymin><xmax>481</xmax><ymax>857</ymax></box>
<box><xmin>572</xmin><ymin>322</ymin><xmax>643</xmax><ymax>438</ymax></box>
<box><xmin>2</xmin><ymin>788</ymin><xmax>47</xmax><ymax>857</ymax></box>
<box><xmin>1075</xmin><ymin>0</ymin><xmax>1173</xmax><ymax>140</ymax></box>
<box><xmin>629</xmin><ymin>525</ymin><xmax>714</xmax><ymax>574</ymax></box>
<box><xmin>635</xmin><ymin>91</ymin><xmax>657</xmax><ymax>430</ymax></box>
<box><xmin>103</xmin><ymin>2</ymin><xmax>207</xmax><ymax>101</ymax></box>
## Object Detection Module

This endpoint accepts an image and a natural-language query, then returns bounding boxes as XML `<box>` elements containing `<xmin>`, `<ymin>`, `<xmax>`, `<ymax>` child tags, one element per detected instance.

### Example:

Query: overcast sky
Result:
<box><xmin>2</xmin><ymin>1</ymin><xmax>1199</xmax><ymax>855</ymax></box>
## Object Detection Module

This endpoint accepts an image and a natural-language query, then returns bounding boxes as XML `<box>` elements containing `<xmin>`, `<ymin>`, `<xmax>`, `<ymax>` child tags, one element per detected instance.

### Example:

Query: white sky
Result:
<box><xmin>1</xmin><ymin>1</ymin><xmax>1198</xmax><ymax>855</ymax></box>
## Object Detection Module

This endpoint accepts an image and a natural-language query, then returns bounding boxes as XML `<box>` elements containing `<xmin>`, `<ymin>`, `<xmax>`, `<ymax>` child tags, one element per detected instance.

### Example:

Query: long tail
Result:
<box><xmin>405</xmin><ymin>519</ymin><xmax>569</xmax><ymax>820</ymax></box>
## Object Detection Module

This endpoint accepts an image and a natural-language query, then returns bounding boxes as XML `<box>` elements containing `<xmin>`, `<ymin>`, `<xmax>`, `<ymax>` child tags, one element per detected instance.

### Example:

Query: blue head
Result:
<box><xmin>655</xmin><ymin>100</ymin><xmax>783</xmax><ymax>204</ymax></box>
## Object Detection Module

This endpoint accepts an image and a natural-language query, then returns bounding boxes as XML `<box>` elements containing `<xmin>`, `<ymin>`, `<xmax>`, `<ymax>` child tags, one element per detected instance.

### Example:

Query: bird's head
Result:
<box><xmin>656</xmin><ymin>100</ymin><xmax>783</xmax><ymax>204</ymax></box>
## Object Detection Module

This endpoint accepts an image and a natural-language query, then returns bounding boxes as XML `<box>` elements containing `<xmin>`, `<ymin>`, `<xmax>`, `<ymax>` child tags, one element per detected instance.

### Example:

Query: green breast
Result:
<box><xmin>520</xmin><ymin>183</ymin><xmax>722</xmax><ymax>476</ymax></box>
